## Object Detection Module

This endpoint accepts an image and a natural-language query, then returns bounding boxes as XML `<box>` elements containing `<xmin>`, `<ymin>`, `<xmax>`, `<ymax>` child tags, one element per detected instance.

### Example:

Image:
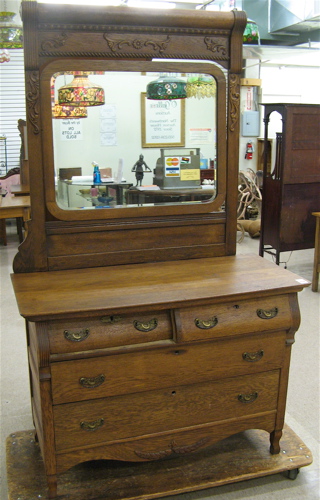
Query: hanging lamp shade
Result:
<box><xmin>58</xmin><ymin>73</ymin><xmax>105</xmax><ymax>107</ymax></box>
<box><xmin>52</xmin><ymin>101</ymin><xmax>88</xmax><ymax>119</ymax></box>
<box><xmin>146</xmin><ymin>75</ymin><xmax>187</xmax><ymax>100</ymax></box>
<box><xmin>243</xmin><ymin>19</ymin><xmax>260</xmax><ymax>44</ymax></box>
<box><xmin>0</xmin><ymin>47</ymin><xmax>10</xmax><ymax>62</ymax></box>
<box><xmin>0</xmin><ymin>11</ymin><xmax>23</xmax><ymax>50</ymax></box>
<box><xmin>186</xmin><ymin>74</ymin><xmax>216</xmax><ymax>99</ymax></box>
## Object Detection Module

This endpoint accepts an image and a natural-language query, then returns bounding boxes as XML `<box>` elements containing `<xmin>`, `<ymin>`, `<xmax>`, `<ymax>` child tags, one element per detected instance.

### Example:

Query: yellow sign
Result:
<box><xmin>180</xmin><ymin>169</ymin><xmax>200</xmax><ymax>181</ymax></box>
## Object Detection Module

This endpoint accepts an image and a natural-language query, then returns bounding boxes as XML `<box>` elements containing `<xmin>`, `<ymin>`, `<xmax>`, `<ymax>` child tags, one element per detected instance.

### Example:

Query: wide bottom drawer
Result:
<box><xmin>53</xmin><ymin>370</ymin><xmax>279</xmax><ymax>452</ymax></box>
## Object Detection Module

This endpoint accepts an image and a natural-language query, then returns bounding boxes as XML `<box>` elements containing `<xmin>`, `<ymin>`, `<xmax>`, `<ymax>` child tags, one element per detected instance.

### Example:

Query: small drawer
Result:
<box><xmin>48</xmin><ymin>310</ymin><xmax>173</xmax><ymax>353</ymax></box>
<box><xmin>176</xmin><ymin>295</ymin><xmax>293</xmax><ymax>342</ymax></box>
<box><xmin>51</xmin><ymin>331</ymin><xmax>286</xmax><ymax>404</ymax></box>
<box><xmin>53</xmin><ymin>369</ymin><xmax>280</xmax><ymax>452</ymax></box>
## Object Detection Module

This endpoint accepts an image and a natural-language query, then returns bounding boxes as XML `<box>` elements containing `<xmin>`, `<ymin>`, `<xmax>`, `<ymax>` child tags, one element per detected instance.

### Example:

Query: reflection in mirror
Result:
<box><xmin>52</xmin><ymin>71</ymin><xmax>218</xmax><ymax>210</ymax></box>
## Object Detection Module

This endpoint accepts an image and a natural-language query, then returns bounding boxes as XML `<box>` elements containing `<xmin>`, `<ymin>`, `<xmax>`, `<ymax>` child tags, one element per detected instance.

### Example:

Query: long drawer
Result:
<box><xmin>53</xmin><ymin>369</ymin><xmax>280</xmax><ymax>452</ymax></box>
<box><xmin>51</xmin><ymin>331</ymin><xmax>286</xmax><ymax>404</ymax></box>
<box><xmin>176</xmin><ymin>295</ymin><xmax>293</xmax><ymax>342</ymax></box>
<box><xmin>48</xmin><ymin>310</ymin><xmax>173</xmax><ymax>354</ymax></box>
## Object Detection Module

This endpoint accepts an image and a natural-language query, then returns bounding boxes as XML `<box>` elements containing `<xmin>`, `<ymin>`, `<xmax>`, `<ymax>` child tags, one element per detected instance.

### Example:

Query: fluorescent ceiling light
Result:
<box><xmin>39</xmin><ymin>0</ymin><xmax>120</xmax><ymax>5</ymax></box>
<box><xmin>39</xmin><ymin>0</ymin><xmax>176</xmax><ymax>6</ymax></box>
<box><xmin>127</xmin><ymin>1</ymin><xmax>176</xmax><ymax>8</ymax></box>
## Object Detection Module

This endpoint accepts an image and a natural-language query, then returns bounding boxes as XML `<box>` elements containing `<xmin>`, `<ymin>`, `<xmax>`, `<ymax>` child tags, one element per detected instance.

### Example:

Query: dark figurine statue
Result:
<box><xmin>131</xmin><ymin>154</ymin><xmax>151</xmax><ymax>186</ymax></box>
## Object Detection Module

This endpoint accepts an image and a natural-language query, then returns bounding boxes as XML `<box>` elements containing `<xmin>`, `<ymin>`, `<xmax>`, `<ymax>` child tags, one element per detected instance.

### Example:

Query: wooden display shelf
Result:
<box><xmin>6</xmin><ymin>424</ymin><xmax>312</xmax><ymax>500</ymax></box>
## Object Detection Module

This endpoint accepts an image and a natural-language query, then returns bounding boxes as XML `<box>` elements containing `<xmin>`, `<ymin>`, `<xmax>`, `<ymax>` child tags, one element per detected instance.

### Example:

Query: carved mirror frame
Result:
<box><xmin>14</xmin><ymin>1</ymin><xmax>246</xmax><ymax>273</ymax></box>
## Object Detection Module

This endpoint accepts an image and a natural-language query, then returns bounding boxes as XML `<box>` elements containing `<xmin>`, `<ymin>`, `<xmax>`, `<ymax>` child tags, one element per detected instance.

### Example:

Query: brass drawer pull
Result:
<box><xmin>64</xmin><ymin>328</ymin><xmax>90</xmax><ymax>342</ymax></box>
<box><xmin>133</xmin><ymin>318</ymin><xmax>158</xmax><ymax>332</ymax></box>
<box><xmin>238</xmin><ymin>392</ymin><xmax>258</xmax><ymax>404</ymax></box>
<box><xmin>194</xmin><ymin>316</ymin><xmax>218</xmax><ymax>329</ymax></box>
<box><xmin>256</xmin><ymin>307</ymin><xmax>278</xmax><ymax>320</ymax></box>
<box><xmin>242</xmin><ymin>350</ymin><xmax>264</xmax><ymax>362</ymax></box>
<box><xmin>80</xmin><ymin>418</ymin><xmax>104</xmax><ymax>432</ymax></box>
<box><xmin>79</xmin><ymin>374</ymin><xmax>105</xmax><ymax>389</ymax></box>
<box><xmin>100</xmin><ymin>315</ymin><xmax>122</xmax><ymax>324</ymax></box>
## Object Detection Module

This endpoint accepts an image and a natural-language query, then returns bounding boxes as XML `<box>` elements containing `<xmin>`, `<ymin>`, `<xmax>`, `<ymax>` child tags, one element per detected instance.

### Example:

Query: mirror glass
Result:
<box><xmin>52</xmin><ymin>71</ymin><xmax>219</xmax><ymax>211</ymax></box>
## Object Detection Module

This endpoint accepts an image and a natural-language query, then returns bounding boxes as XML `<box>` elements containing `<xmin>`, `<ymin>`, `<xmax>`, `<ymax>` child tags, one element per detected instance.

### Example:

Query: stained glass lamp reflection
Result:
<box><xmin>52</xmin><ymin>102</ymin><xmax>88</xmax><ymax>119</ymax></box>
<box><xmin>186</xmin><ymin>74</ymin><xmax>216</xmax><ymax>99</ymax></box>
<box><xmin>58</xmin><ymin>73</ymin><xmax>105</xmax><ymax>107</ymax></box>
<box><xmin>147</xmin><ymin>75</ymin><xmax>187</xmax><ymax>100</ymax></box>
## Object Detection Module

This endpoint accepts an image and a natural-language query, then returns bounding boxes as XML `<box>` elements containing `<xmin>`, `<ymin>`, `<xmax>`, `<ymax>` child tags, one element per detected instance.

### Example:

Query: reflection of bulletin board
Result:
<box><xmin>141</xmin><ymin>93</ymin><xmax>185</xmax><ymax>148</ymax></box>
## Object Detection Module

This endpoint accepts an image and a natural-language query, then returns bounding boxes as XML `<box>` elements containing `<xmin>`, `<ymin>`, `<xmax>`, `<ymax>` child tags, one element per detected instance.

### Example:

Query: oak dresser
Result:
<box><xmin>11</xmin><ymin>2</ymin><xmax>310</xmax><ymax>498</ymax></box>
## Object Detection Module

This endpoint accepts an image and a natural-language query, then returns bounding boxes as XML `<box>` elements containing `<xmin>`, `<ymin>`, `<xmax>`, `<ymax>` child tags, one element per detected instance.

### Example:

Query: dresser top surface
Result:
<box><xmin>11</xmin><ymin>254</ymin><xmax>309</xmax><ymax>321</ymax></box>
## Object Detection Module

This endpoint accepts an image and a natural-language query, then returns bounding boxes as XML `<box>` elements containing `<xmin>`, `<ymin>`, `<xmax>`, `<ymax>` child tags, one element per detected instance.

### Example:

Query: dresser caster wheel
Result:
<box><xmin>285</xmin><ymin>468</ymin><xmax>300</xmax><ymax>480</ymax></box>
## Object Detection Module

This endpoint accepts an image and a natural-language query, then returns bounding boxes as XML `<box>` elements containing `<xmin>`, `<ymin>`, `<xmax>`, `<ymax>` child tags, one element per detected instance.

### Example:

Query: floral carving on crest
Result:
<box><xmin>204</xmin><ymin>37</ymin><xmax>227</xmax><ymax>58</ymax></box>
<box><xmin>41</xmin><ymin>32</ymin><xmax>68</xmax><ymax>51</ymax></box>
<box><xmin>103</xmin><ymin>35</ymin><xmax>171</xmax><ymax>54</ymax></box>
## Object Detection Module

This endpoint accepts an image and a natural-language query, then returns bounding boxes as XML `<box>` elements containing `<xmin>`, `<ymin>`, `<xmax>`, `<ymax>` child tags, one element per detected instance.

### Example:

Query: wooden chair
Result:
<box><xmin>0</xmin><ymin>168</ymin><xmax>22</xmax><ymax>245</ymax></box>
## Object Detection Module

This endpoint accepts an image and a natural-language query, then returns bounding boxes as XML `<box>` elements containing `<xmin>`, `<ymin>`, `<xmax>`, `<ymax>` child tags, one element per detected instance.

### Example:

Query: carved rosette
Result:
<box><xmin>26</xmin><ymin>71</ymin><xmax>40</xmax><ymax>135</ymax></box>
<box><xmin>229</xmin><ymin>74</ymin><xmax>240</xmax><ymax>132</ymax></box>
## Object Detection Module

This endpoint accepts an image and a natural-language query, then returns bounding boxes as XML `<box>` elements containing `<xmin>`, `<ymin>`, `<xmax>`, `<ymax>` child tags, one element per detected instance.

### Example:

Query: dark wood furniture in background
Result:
<box><xmin>259</xmin><ymin>103</ymin><xmax>320</xmax><ymax>265</ymax></box>
<box><xmin>11</xmin><ymin>3</ymin><xmax>310</xmax><ymax>498</ymax></box>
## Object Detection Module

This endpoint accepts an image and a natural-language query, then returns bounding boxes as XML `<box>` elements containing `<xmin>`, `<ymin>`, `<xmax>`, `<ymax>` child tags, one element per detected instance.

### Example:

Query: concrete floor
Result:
<box><xmin>1</xmin><ymin>221</ymin><xmax>319</xmax><ymax>499</ymax></box>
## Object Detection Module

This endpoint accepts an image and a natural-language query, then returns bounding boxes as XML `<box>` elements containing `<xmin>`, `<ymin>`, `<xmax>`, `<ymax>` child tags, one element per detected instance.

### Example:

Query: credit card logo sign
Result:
<box><xmin>165</xmin><ymin>157</ymin><xmax>180</xmax><ymax>167</ymax></box>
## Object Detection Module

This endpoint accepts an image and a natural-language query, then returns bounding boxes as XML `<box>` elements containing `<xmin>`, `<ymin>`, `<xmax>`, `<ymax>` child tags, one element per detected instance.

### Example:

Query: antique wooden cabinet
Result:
<box><xmin>259</xmin><ymin>103</ymin><xmax>320</xmax><ymax>265</ymax></box>
<box><xmin>11</xmin><ymin>2</ymin><xmax>310</xmax><ymax>498</ymax></box>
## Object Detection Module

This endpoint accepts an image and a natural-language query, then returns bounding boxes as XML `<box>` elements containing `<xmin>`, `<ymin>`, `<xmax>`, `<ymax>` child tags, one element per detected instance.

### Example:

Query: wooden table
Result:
<box><xmin>0</xmin><ymin>195</ymin><xmax>30</xmax><ymax>245</ymax></box>
<box><xmin>10</xmin><ymin>184</ymin><xmax>30</xmax><ymax>196</ymax></box>
<box><xmin>312</xmin><ymin>212</ymin><xmax>320</xmax><ymax>292</ymax></box>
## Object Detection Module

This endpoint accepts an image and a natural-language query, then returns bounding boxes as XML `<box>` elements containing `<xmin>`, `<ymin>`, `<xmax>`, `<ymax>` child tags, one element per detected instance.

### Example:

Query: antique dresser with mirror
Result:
<box><xmin>11</xmin><ymin>1</ymin><xmax>310</xmax><ymax>498</ymax></box>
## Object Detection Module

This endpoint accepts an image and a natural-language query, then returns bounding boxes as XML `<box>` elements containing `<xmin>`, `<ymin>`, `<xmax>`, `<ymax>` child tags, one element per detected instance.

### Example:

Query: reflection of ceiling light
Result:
<box><xmin>52</xmin><ymin>102</ymin><xmax>88</xmax><ymax>119</ymax></box>
<box><xmin>147</xmin><ymin>75</ymin><xmax>187</xmax><ymax>100</ymax></box>
<box><xmin>0</xmin><ymin>10</ymin><xmax>23</xmax><ymax>53</ymax></box>
<box><xmin>186</xmin><ymin>74</ymin><xmax>216</xmax><ymax>99</ymax></box>
<box><xmin>58</xmin><ymin>73</ymin><xmax>105</xmax><ymax>107</ymax></box>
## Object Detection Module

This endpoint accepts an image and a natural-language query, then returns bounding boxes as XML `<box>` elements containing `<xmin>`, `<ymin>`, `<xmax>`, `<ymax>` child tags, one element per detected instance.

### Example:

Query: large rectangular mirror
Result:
<box><xmin>41</xmin><ymin>60</ymin><xmax>227</xmax><ymax>220</ymax></box>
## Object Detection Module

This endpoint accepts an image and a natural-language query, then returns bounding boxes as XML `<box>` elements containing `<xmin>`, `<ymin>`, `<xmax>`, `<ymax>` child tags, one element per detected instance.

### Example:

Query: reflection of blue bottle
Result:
<box><xmin>93</xmin><ymin>163</ymin><xmax>101</xmax><ymax>184</ymax></box>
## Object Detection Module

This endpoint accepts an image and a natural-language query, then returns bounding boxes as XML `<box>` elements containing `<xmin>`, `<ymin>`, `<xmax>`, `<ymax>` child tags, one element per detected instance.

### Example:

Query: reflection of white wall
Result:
<box><xmin>53</xmin><ymin>72</ymin><xmax>216</xmax><ymax>185</ymax></box>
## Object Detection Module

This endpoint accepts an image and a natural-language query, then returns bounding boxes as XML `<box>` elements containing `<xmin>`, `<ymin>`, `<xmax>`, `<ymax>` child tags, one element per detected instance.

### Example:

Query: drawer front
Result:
<box><xmin>48</xmin><ymin>310</ymin><xmax>173</xmax><ymax>353</ymax></box>
<box><xmin>53</xmin><ymin>369</ymin><xmax>280</xmax><ymax>452</ymax></box>
<box><xmin>51</xmin><ymin>331</ymin><xmax>286</xmax><ymax>404</ymax></box>
<box><xmin>176</xmin><ymin>295</ymin><xmax>292</xmax><ymax>342</ymax></box>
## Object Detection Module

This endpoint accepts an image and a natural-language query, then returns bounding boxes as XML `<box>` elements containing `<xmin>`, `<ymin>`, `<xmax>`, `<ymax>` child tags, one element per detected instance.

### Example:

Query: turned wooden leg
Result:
<box><xmin>47</xmin><ymin>474</ymin><xmax>58</xmax><ymax>499</ymax></box>
<box><xmin>270</xmin><ymin>429</ymin><xmax>282</xmax><ymax>454</ymax></box>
